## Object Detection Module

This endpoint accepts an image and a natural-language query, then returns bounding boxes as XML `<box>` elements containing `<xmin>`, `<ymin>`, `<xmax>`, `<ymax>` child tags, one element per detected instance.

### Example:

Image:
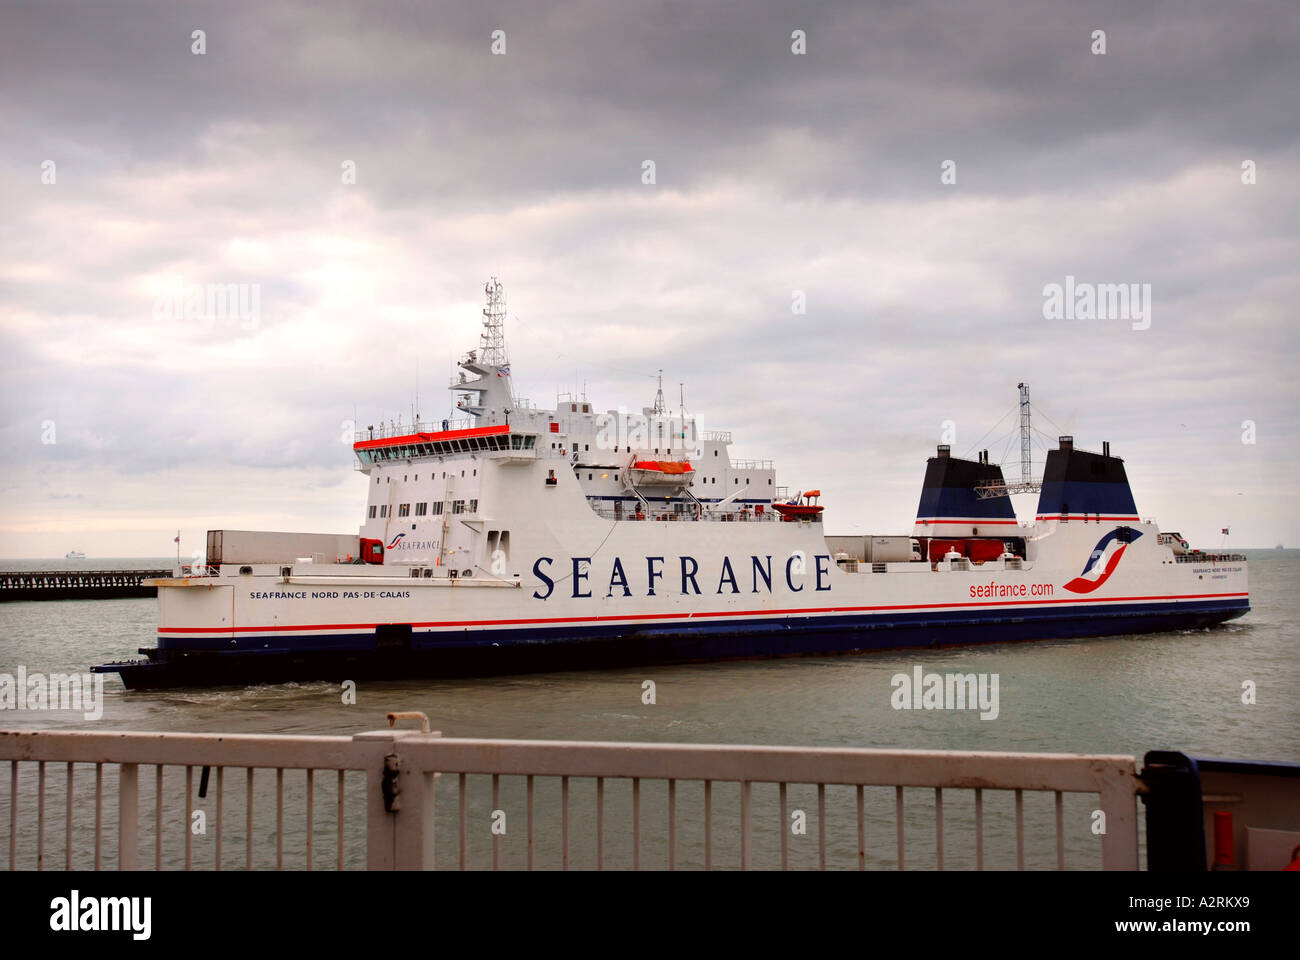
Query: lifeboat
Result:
<box><xmin>772</xmin><ymin>489</ymin><xmax>824</xmax><ymax>522</ymax></box>
<box><xmin>627</xmin><ymin>459</ymin><xmax>695</xmax><ymax>488</ymax></box>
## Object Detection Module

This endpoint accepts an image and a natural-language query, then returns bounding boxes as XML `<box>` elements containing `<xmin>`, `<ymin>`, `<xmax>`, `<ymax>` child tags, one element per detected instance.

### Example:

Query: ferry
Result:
<box><xmin>93</xmin><ymin>280</ymin><xmax>1249</xmax><ymax>689</ymax></box>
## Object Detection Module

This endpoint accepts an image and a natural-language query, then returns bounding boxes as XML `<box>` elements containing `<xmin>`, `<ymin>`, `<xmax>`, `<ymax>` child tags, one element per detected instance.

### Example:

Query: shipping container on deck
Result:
<box><xmin>205</xmin><ymin>530</ymin><xmax>361</xmax><ymax>565</ymax></box>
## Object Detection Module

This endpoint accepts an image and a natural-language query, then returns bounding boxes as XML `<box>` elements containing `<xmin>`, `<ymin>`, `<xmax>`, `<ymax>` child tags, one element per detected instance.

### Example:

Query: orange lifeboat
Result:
<box><xmin>627</xmin><ymin>459</ymin><xmax>695</xmax><ymax>488</ymax></box>
<box><xmin>772</xmin><ymin>489</ymin><xmax>825</xmax><ymax>522</ymax></box>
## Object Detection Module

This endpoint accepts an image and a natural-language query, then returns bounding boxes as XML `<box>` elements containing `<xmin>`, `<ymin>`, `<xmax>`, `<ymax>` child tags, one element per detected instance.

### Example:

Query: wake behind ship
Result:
<box><xmin>94</xmin><ymin>280</ymin><xmax>1248</xmax><ymax>689</ymax></box>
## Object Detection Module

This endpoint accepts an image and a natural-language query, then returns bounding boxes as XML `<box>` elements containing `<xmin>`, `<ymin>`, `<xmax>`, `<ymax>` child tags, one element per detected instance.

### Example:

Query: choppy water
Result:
<box><xmin>1</xmin><ymin>550</ymin><xmax>1295</xmax><ymax>870</ymax></box>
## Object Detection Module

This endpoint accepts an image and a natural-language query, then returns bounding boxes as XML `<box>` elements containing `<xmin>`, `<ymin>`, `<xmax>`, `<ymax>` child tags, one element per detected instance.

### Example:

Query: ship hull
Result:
<box><xmin>92</xmin><ymin>439</ymin><xmax>1251</xmax><ymax>690</ymax></box>
<box><xmin>98</xmin><ymin>594</ymin><xmax>1248</xmax><ymax>690</ymax></box>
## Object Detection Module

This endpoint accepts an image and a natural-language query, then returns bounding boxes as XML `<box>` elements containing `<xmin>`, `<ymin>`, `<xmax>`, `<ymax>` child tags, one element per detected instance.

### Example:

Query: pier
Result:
<box><xmin>0</xmin><ymin>569</ymin><xmax>169</xmax><ymax>602</ymax></box>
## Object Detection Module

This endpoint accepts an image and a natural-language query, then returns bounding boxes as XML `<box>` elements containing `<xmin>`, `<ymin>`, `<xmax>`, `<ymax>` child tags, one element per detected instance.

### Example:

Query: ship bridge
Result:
<box><xmin>353</xmin><ymin>277</ymin><xmax>787</xmax><ymax>568</ymax></box>
<box><xmin>353</xmin><ymin>422</ymin><xmax>537</xmax><ymax>470</ymax></box>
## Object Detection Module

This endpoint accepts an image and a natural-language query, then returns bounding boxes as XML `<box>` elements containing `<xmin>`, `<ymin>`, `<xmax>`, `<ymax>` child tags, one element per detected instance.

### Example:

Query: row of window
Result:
<box><xmin>369</xmin><ymin>499</ymin><xmax>478</xmax><ymax>519</ymax></box>
<box><xmin>360</xmin><ymin>433</ymin><xmax>536</xmax><ymax>465</ymax></box>
<box><xmin>579</xmin><ymin>470</ymin><xmax>769</xmax><ymax>486</ymax></box>
<box><xmin>551</xmin><ymin>443</ymin><xmax>723</xmax><ymax>456</ymax></box>
<box><xmin>377</xmin><ymin>468</ymin><xmax>477</xmax><ymax>485</ymax></box>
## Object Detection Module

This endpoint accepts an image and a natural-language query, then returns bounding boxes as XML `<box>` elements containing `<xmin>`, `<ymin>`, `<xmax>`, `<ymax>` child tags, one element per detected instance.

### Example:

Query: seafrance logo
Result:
<box><xmin>532</xmin><ymin>554</ymin><xmax>833</xmax><ymax>600</ymax></box>
<box><xmin>1063</xmin><ymin>528</ymin><xmax>1142</xmax><ymax>593</ymax></box>
<box><xmin>386</xmin><ymin>532</ymin><xmax>406</xmax><ymax>549</ymax></box>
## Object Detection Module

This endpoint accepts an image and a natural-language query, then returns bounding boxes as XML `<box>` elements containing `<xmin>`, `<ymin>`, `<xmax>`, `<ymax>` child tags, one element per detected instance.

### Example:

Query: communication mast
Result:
<box><xmin>974</xmin><ymin>382</ymin><xmax>1043</xmax><ymax>499</ymax></box>
<box><xmin>480</xmin><ymin>277</ymin><xmax>508</xmax><ymax>367</ymax></box>
<box><xmin>1018</xmin><ymin>381</ymin><xmax>1032</xmax><ymax>485</ymax></box>
<box><xmin>651</xmin><ymin>369</ymin><xmax>666</xmax><ymax>417</ymax></box>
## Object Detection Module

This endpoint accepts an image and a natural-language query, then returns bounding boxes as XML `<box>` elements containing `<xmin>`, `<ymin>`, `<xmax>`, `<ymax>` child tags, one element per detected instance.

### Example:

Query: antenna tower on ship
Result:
<box><xmin>651</xmin><ymin>369</ymin><xmax>666</xmax><ymax>417</ymax></box>
<box><xmin>974</xmin><ymin>382</ymin><xmax>1043</xmax><ymax>499</ymax></box>
<box><xmin>1018</xmin><ymin>381</ymin><xmax>1032</xmax><ymax>486</ymax></box>
<box><xmin>481</xmin><ymin>277</ymin><xmax>508</xmax><ymax>367</ymax></box>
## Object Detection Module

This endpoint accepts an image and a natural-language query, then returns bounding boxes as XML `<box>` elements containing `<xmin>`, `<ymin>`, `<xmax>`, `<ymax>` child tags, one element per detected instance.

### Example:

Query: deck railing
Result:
<box><xmin>354</xmin><ymin>417</ymin><xmax>476</xmax><ymax>443</ymax></box>
<box><xmin>588</xmin><ymin>508</ymin><xmax>778</xmax><ymax>523</ymax></box>
<box><xmin>0</xmin><ymin>726</ymin><xmax>1142</xmax><ymax>871</ymax></box>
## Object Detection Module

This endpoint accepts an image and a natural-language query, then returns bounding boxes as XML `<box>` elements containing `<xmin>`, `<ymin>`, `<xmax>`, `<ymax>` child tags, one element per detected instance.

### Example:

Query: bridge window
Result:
<box><xmin>469</xmin><ymin>499</ymin><xmax>478</xmax><ymax>513</ymax></box>
<box><xmin>431</xmin><ymin>502</ymin><xmax>444</xmax><ymax>516</ymax></box>
<box><xmin>369</xmin><ymin>506</ymin><xmax>377</xmax><ymax>519</ymax></box>
<box><xmin>380</xmin><ymin>505</ymin><xmax>388</xmax><ymax>518</ymax></box>
<box><xmin>398</xmin><ymin>503</ymin><xmax>410</xmax><ymax>517</ymax></box>
<box><xmin>452</xmin><ymin>500</ymin><xmax>466</xmax><ymax>514</ymax></box>
<box><xmin>415</xmin><ymin>502</ymin><xmax>428</xmax><ymax>516</ymax></box>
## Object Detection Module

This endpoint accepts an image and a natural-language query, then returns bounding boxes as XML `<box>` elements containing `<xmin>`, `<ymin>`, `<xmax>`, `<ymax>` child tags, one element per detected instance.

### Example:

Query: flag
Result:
<box><xmin>174</xmin><ymin>533</ymin><xmax>181</xmax><ymax>543</ymax></box>
<box><xmin>1221</xmin><ymin>528</ymin><xmax>1229</xmax><ymax>535</ymax></box>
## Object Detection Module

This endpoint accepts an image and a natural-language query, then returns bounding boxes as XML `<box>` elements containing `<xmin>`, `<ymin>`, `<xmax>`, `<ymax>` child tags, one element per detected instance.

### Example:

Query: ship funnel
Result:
<box><xmin>1035</xmin><ymin>441</ymin><xmax>1137</xmax><ymax>522</ymax></box>
<box><xmin>913</xmin><ymin>449</ymin><xmax>1016</xmax><ymax>538</ymax></box>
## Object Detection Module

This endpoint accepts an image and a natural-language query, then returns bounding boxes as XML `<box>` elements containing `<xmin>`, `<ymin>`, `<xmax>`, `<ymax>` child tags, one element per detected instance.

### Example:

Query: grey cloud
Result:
<box><xmin>0</xmin><ymin>0</ymin><xmax>1297</xmax><ymax>554</ymax></box>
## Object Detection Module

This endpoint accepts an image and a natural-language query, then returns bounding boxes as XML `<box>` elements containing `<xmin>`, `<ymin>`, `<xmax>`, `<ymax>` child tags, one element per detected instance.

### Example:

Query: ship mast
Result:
<box><xmin>453</xmin><ymin>278</ymin><xmax>514</xmax><ymax>424</ymax></box>
<box><xmin>974</xmin><ymin>382</ymin><xmax>1043</xmax><ymax>499</ymax></box>
<box><xmin>1018</xmin><ymin>381</ymin><xmax>1032</xmax><ymax>486</ymax></box>
<box><xmin>480</xmin><ymin>277</ymin><xmax>508</xmax><ymax>367</ymax></box>
<box><xmin>651</xmin><ymin>370</ymin><xmax>666</xmax><ymax>417</ymax></box>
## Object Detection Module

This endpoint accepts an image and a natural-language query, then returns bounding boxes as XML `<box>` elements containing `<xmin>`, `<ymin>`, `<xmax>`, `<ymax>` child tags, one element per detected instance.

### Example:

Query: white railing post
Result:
<box><xmin>1099</xmin><ymin>773</ymin><xmax>1140</xmax><ymax>870</ymax></box>
<box><xmin>396</xmin><ymin>738</ymin><xmax>440</xmax><ymax>870</ymax></box>
<box><xmin>353</xmin><ymin>729</ymin><xmax>440</xmax><ymax>870</ymax></box>
<box><xmin>118</xmin><ymin>763</ymin><xmax>138</xmax><ymax>870</ymax></box>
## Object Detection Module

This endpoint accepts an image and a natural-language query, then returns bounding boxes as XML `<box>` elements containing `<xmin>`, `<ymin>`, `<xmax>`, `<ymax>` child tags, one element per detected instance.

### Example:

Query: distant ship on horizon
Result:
<box><xmin>65</xmin><ymin>550</ymin><xmax>86</xmax><ymax>560</ymax></box>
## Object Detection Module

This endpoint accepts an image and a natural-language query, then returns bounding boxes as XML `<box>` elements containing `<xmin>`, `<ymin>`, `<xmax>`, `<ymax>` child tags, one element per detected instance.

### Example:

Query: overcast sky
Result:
<box><xmin>1</xmin><ymin>0</ymin><xmax>1297</xmax><ymax>558</ymax></box>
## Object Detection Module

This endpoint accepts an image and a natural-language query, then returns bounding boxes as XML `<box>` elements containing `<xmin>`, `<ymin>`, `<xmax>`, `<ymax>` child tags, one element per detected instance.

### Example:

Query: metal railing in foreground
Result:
<box><xmin>0</xmin><ymin>726</ymin><xmax>1142</xmax><ymax>871</ymax></box>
